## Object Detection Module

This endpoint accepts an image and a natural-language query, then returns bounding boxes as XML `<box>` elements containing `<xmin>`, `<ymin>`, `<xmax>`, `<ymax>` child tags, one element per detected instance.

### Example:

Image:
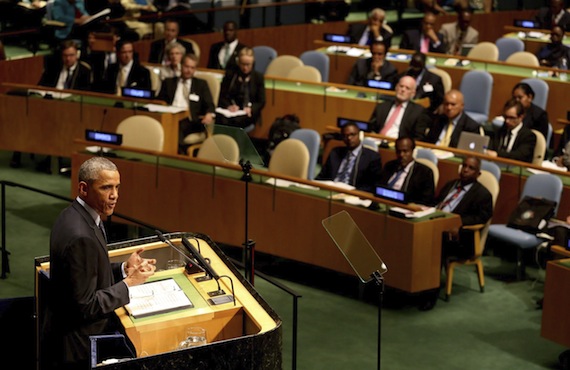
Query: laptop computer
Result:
<box><xmin>337</xmin><ymin>117</ymin><xmax>371</xmax><ymax>132</ymax></box>
<box><xmin>456</xmin><ymin>131</ymin><xmax>490</xmax><ymax>153</ymax></box>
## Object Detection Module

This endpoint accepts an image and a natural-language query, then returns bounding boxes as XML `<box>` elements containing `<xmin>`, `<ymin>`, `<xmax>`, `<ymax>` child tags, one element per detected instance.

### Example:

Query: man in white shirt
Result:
<box><xmin>102</xmin><ymin>40</ymin><xmax>152</xmax><ymax>95</ymax></box>
<box><xmin>440</xmin><ymin>7</ymin><xmax>479</xmax><ymax>55</ymax></box>
<box><xmin>347</xmin><ymin>8</ymin><xmax>393</xmax><ymax>49</ymax></box>
<box><xmin>207</xmin><ymin>21</ymin><xmax>247</xmax><ymax>71</ymax></box>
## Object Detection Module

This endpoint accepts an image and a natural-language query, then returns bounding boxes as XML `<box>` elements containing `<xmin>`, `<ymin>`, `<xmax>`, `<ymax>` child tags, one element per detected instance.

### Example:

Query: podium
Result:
<box><xmin>35</xmin><ymin>232</ymin><xmax>282</xmax><ymax>369</ymax></box>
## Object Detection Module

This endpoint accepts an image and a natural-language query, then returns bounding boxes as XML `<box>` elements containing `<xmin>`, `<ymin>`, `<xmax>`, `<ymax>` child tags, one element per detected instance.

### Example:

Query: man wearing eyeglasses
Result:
<box><xmin>347</xmin><ymin>41</ymin><xmax>397</xmax><ymax>87</ymax></box>
<box><xmin>486</xmin><ymin>98</ymin><xmax>537</xmax><ymax>163</ymax></box>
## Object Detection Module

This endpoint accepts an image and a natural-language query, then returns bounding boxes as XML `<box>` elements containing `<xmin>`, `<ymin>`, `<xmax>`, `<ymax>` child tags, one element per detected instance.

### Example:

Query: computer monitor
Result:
<box><xmin>337</xmin><ymin>117</ymin><xmax>371</xmax><ymax>132</ymax></box>
<box><xmin>323</xmin><ymin>33</ymin><xmax>352</xmax><ymax>44</ymax></box>
<box><xmin>121</xmin><ymin>87</ymin><xmax>154</xmax><ymax>100</ymax></box>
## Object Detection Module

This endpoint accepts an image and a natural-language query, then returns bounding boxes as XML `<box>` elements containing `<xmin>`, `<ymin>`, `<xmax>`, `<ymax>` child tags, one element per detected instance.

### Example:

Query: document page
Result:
<box><xmin>125</xmin><ymin>278</ymin><xmax>193</xmax><ymax>318</ymax></box>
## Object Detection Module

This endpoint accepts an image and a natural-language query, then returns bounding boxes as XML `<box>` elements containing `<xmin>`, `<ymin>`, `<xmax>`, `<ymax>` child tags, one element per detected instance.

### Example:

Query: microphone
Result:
<box><xmin>155</xmin><ymin>230</ymin><xmax>205</xmax><ymax>275</ymax></box>
<box><xmin>181</xmin><ymin>236</ymin><xmax>219</xmax><ymax>280</ymax></box>
<box><xmin>100</xmin><ymin>108</ymin><xmax>108</xmax><ymax>132</ymax></box>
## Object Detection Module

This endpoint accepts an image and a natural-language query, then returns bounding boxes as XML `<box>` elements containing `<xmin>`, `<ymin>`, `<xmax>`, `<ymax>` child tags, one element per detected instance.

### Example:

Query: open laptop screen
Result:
<box><xmin>456</xmin><ymin>132</ymin><xmax>490</xmax><ymax>153</ymax></box>
<box><xmin>337</xmin><ymin>117</ymin><xmax>371</xmax><ymax>132</ymax></box>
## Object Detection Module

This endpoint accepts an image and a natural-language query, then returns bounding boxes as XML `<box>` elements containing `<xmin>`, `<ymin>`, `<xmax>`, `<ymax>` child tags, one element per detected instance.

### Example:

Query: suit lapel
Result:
<box><xmin>72</xmin><ymin>201</ymin><xmax>107</xmax><ymax>250</ymax></box>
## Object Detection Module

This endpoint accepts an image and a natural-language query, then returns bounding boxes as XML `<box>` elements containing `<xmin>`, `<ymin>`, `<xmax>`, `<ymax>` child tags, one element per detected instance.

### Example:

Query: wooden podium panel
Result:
<box><xmin>542</xmin><ymin>259</ymin><xmax>570</xmax><ymax>349</ymax></box>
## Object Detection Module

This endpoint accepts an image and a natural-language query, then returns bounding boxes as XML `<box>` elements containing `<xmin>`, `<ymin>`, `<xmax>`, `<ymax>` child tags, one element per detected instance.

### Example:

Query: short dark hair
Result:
<box><xmin>79</xmin><ymin>157</ymin><xmax>117</xmax><ymax>183</ymax></box>
<box><xmin>341</xmin><ymin>121</ymin><xmax>360</xmax><ymax>133</ymax></box>
<box><xmin>503</xmin><ymin>97</ymin><xmax>524</xmax><ymax>116</ymax></box>
<box><xmin>396</xmin><ymin>136</ymin><xmax>415</xmax><ymax>149</ymax></box>
<box><xmin>512</xmin><ymin>82</ymin><xmax>535</xmax><ymax>98</ymax></box>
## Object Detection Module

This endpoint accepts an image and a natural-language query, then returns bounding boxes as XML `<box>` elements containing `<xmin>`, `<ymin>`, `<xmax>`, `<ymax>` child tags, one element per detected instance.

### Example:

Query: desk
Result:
<box><xmin>35</xmin><ymin>233</ymin><xmax>281</xmax><ymax>368</ymax></box>
<box><xmin>503</xmin><ymin>26</ymin><xmax>570</xmax><ymax>55</ymax></box>
<box><xmin>542</xmin><ymin>258</ymin><xmax>570</xmax><ymax>349</ymax></box>
<box><xmin>71</xmin><ymin>147</ymin><xmax>460</xmax><ymax>294</ymax></box>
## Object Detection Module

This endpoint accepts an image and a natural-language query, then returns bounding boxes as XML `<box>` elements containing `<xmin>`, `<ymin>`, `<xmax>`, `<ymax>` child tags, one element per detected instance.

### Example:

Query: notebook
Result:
<box><xmin>456</xmin><ymin>131</ymin><xmax>490</xmax><ymax>153</ymax></box>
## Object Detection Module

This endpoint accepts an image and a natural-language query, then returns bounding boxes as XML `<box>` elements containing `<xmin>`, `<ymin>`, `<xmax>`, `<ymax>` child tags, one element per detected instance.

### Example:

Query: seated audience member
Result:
<box><xmin>400</xmin><ymin>52</ymin><xmax>444</xmax><ymax>114</ymax></box>
<box><xmin>426</xmin><ymin>89</ymin><xmax>480</xmax><ymax>147</ymax></box>
<box><xmin>414</xmin><ymin>0</ymin><xmax>449</xmax><ymax>15</ymax></box>
<box><xmin>537</xmin><ymin>26</ymin><xmax>570</xmax><ymax>68</ymax></box>
<box><xmin>399</xmin><ymin>12</ymin><xmax>446</xmax><ymax>54</ymax></box>
<box><xmin>217</xmin><ymin>47</ymin><xmax>265</xmax><ymax>129</ymax></box>
<box><xmin>347</xmin><ymin>8</ymin><xmax>393</xmax><ymax>49</ymax></box>
<box><xmin>440</xmin><ymin>7</ymin><xmax>479</xmax><ymax>55</ymax></box>
<box><xmin>52</xmin><ymin>0</ymin><xmax>90</xmax><ymax>42</ymax></box>
<box><xmin>120</xmin><ymin>0</ymin><xmax>164</xmax><ymax>40</ymax></box>
<box><xmin>100</xmin><ymin>40</ymin><xmax>152</xmax><ymax>95</ymax></box>
<box><xmin>148</xmin><ymin>19</ymin><xmax>194</xmax><ymax>65</ymax></box>
<box><xmin>207</xmin><ymin>21</ymin><xmax>246</xmax><ymax>71</ymax></box>
<box><xmin>535</xmin><ymin>0</ymin><xmax>570</xmax><ymax>31</ymax></box>
<box><xmin>159</xmin><ymin>42</ymin><xmax>185</xmax><ymax>80</ymax></box>
<box><xmin>486</xmin><ymin>98</ymin><xmax>537</xmax><ymax>163</ymax></box>
<box><xmin>347</xmin><ymin>41</ymin><xmax>397</xmax><ymax>87</ymax></box>
<box><xmin>511</xmin><ymin>82</ymin><xmax>549</xmax><ymax>140</ymax></box>
<box><xmin>81</xmin><ymin>28</ymin><xmax>120</xmax><ymax>89</ymax></box>
<box><xmin>157</xmin><ymin>54</ymin><xmax>215</xmax><ymax>154</ymax></box>
<box><xmin>554</xmin><ymin>124</ymin><xmax>570</xmax><ymax>159</ymax></box>
<box><xmin>316</xmin><ymin>122</ymin><xmax>382</xmax><ymax>193</ymax></box>
<box><xmin>378</xmin><ymin>137</ymin><xmax>434</xmax><ymax>205</ymax></box>
<box><xmin>11</xmin><ymin>40</ymin><xmax>92</xmax><ymax>173</ymax></box>
<box><xmin>369</xmin><ymin>75</ymin><xmax>431</xmax><ymax>140</ymax></box>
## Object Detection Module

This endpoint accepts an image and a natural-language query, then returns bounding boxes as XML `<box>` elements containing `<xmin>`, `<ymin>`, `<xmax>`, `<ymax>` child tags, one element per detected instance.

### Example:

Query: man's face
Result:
<box><xmin>443</xmin><ymin>91</ymin><xmax>464</xmax><ymax>119</ymax></box>
<box><xmin>238</xmin><ymin>55</ymin><xmax>254</xmax><ymax>75</ymax></box>
<box><xmin>395</xmin><ymin>138</ymin><xmax>414</xmax><ymax>167</ymax></box>
<box><xmin>168</xmin><ymin>47</ymin><xmax>183</xmax><ymax>66</ymax></box>
<box><xmin>368</xmin><ymin>12</ymin><xmax>384</xmax><ymax>28</ymax></box>
<box><xmin>118</xmin><ymin>43</ymin><xmax>134</xmax><ymax>65</ymax></box>
<box><xmin>164</xmin><ymin>21</ymin><xmax>179</xmax><ymax>43</ymax></box>
<box><xmin>223</xmin><ymin>23</ymin><xmax>237</xmax><ymax>43</ymax></box>
<box><xmin>79</xmin><ymin>170</ymin><xmax>120</xmax><ymax>217</ymax></box>
<box><xmin>342</xmin><ymin>124</ymin><xmax>361</xmax><ymax>149</ymax></box>
<box><xmin>61</xmin><ymin>46</ymin><xmax>78</xmax><ymax>68</ymax></box>
<box><xmin>370</xmin><ymin>43</ymin><xmax>386</xmax><ymax>64</ymax></box>
<box><xmin>503</xmin><ymin>106</ymin><xmax>523</xmax><ymax>130</ymax></box>
<box><xmin>422</xmin><ymin>13</ymin><xmax>436</xmax><ymax>34</ymax></box>
<box><xmin>458</xmin><ymin>11</ymin><xmax>471</xmax><ymax>31</ymax></box>
<box><xmin>512</xmin><ymin>87</ymin><xmax>532</xmax><ymax>109</ymax></box>
<box><xmin>459</xmin><ymin>157</ymin><xmax>480</xmax><ymax>185</ymax></box>
<box><xmin>395</xmin><ymin>76</ymin><xmax>416</xmax><ymax>103</ymax></box>
<box><xmin>551</xmin><ymin>26</ymin><xmax>564</xmax><ymax>45</ymax></box>
<box><xmin>551</xmin><ymin>0</ymin><xmax>563</xmax><ymax>15</ymax></box>
<box><xmin>181</xmin><ymin>57</ymin><xmax>197</xmax><ymax>79</ymax></box>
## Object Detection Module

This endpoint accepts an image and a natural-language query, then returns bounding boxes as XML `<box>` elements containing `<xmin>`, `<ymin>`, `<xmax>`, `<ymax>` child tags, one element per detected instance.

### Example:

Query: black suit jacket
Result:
<box><xmin>399</xmin><ymin>29</ymin><xmax>446</xmax><ymax>53</ymax></box>
<box><xmin>436</xmin><ymin>180</ymin><xmax>493</xmax><ymax>226</ymax></box>
<box><xmin>44</xmin><ymin>200</ymin><xmax>129</xmax><ymax>366</ymax></box>
<box><xmin>347</xmin><ymin>23</ymin><xmax>393</xmax><ymax>48</ymax></box>
<box><xmin>369</xmin><ymin>100</ymin><xmax>430</xmax><ymax>140</ymax></box>
<box><xmin>413</xmin><ymin>69</ymin><xmax>444</xmax><ymax>113</ymax></box>
<box><xmin>536</xmin><ymin>42</ymin><xmax>570</xmax><ymax>67</ymax></box>
<box><xmin>427</xmin><ymin>112</ymin><xmax>480</xmax><ymax>148</ymax></box>
<box><xmin>157</xmin><ymin>76</ymin><xmax>215</xmax><ymax>122</ymax></box>
<box><xmin>207</xmin><ymin>41</ymin><xmax>247</xmax><ymax>71</ymax></box>
<box><xmin>522</xmin><ymin>103</ymin><xmax>549</xmax><ymax>141</ymax></box>
<box><xmin>489</xmin><ymin>124</ymin><xmax>537</xmax><ymax>163</ymax></box>
<box><xmin>347</xmin><ymin>58</ymin><xmax>398</xmax><ymax>87</ymax></box>
<box><xmin>316</xmin><ymin>145</ymin><xmax>382</xmax><ymax>193</ymax></box>
<box><xmin>101</xmin><ymin>61</ymin><xmax>152</xmax><ymax>94</ymax></box>
<box><xmin>81</xmin><ymin>50</ymin><xmax>107</xmax><ymax>89</ymax></box>
<box><xmin>218</xmin><ymin>69</ymin><xmax>265</xmax><ymax>125</ymax></box>
<box><xmin>378</xmin><ymin>160</ymin><xmax>434</xmax><ymax>205</ymax></box>
<box><xmin>535</xmin><ymin>7</ymin><xmax>570</xmax><ymax>31</ymax></box>
<box><xmin>148</xmin><ymin>38</ymin><xmax>195</xmax><ymax>64</ymax></box>
<box><xmin>38</xmin><ymin>60</ymin><xmax>92</xmax><ymax>91</ymax></box>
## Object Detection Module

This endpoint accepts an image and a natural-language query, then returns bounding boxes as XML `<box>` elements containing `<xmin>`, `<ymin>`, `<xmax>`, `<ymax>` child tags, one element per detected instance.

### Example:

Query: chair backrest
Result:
<box><xmin>290</xmin><ymin>128</ymin><xmax>321</xmax><ymax>180</ymax></box>
<box><xmin>521</xmin><ymin>173</ymin><xmax>564</xmax><ymax>215</ymax></box>
<box><xmin>459</xmin><ymin>70</ymin><xmax>493</xmax><ymax>124</ymax></box>
<box><xmin>477</xmin><ymin>169</ymin><xmax>500</xmax><ymax>254</ymax></box>
<box><xmin>300</xmin><ymin>50</ymin><xmax>330</xmax><ymax>82</ymax></box>
<box><xmin>265</xmin><ymin>55</ymin><xmax>304</xmax><ymax>78</ymax></box>
<box><xmin>195</xmin><ymin>71</ymin><xmax>221</xmax><ymax>106</ymax></box>
<box><xmin>145</xmin><ymin>65</ymin><xmax>161</xmax><ymax>95</ymax></box>
<box><xmin>547</xmin><ymin>122</ymin><xmax>553</xmax><ymax>148</ymax></box>
<box><xmin>429</xmin><ymin>67</ymin><xmax>452</xmax><ymax>93</ymax></box>
<box><xmin>287</xmin><ymin>65</ymin><xmax>322</xmax><ymax>83</ymax></box>
<box><xmin>520</xmin><ymin>77</ymin><xmax>549</xmax><ymax>110</ymax></box>
<box><xmin>415</xmin><ymin>148</ymin><xmax>438</xmax><ymax>165</ymax></box>
<box><xmin>415</xmin><ymin>158</ymin><xmax>439</xmax><ymax>188</ymax></box>
<box><xmin>180</xmin><ymin>37</ymin><xmax>201</xmax><ymax>61</ymax></box>
<box><xmin>252</xmin><ymin>45</ymin><xmax>278</xmax><ymax>74</ymax></box>
<box><xmin>505</xmin><ymin>51</ymin><xmax>539</xmax><ymax>67</ymax></box>
<box><xmin>268</xmin><ymin>138</ymin><xmax>309</xmax><ymax>179</ymax></box>
<box><xmin>531</xmin><ymin>129</ymin><xmax>546</xmax><ymax>166</ymax></box>
<box><xmin>197</xmin><ymin>134</ymin><xmax>239</xmax><ymax>163</ymax></box>
<box><xmin>480</xmin><ymin>159</ymin><xmax>501</xmax><ymax>182</ymax></box>
<box><xmin>116</xmin><ymin>116</ymin><xmax>164</xmax><ymax>152</ymax></box>
<box><xmin>467</xmin><ymin>42</ymin><xmax>499</xmax><ymax>61</ymax></box>
<box><xmin>495</xmin><ymin>37</ymin><xmax>525</xmax><ymax>61</ymax></box>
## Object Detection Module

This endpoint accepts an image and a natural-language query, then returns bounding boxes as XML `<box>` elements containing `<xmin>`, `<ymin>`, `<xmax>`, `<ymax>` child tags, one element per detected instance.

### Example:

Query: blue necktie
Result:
<box><xmin>337</xmin><ymin>152</ymin><xmax>356</xmax><ymax>184</ymax></box>
<box><xmin>387</xmin><ymin>169</ymin><xmax>404</xmax><ymax>188</ymax></box>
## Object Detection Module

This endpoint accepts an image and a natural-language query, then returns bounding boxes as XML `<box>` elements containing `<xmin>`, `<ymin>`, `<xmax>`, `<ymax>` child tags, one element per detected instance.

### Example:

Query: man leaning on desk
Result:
<box><xmin>347</xmin><ymin>40</ymin><xmax>397</xmax><ymax>87</ymax></box>
<box><xmin>346</xmin><ymin>7</ymin><xmax>392</xmax><ymax>49</ymax></box>
<box><xmin>399</xmin><ymin>12</ymin><xmax>446</xmax><ymax>54</ymax></box>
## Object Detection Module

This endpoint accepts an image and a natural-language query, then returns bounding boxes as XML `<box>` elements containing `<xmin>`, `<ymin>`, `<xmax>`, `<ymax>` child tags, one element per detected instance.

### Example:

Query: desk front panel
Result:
<box><xmin>542</xmin><ymin>259</ymin><xmax>570</xmax><ymax>348</ymax></box>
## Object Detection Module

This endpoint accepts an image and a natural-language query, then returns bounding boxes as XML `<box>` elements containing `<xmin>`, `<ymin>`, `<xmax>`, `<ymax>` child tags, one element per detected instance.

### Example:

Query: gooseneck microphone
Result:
<box><xmin>155</xmin><ymin>230</ymin><xmax>206</xmax><ymax>275</ymax></box>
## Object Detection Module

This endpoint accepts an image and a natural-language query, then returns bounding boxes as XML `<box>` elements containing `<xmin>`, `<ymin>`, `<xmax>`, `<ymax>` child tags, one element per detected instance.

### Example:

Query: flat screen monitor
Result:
<box><xmin>323</xmin><ymin>33</ymin><xmax>352</xmax><ymax>44</ymax></box>
<box><xmin>366</xmin><ymin>79</ymin><xmax>393</xmax><ymax>90</ymax></box>
<box><xmin>375</xmin><ymin>185</ymin><xmax>408</xmax><ymax>204</ymax></box>
<box><xmin>513</xmin><ymin>19</ymin><xmax>541</xmax><ymax>29</ymax></box>
<box><xmin>85</xmin><ymin>129</ymin><xmax>123</xmax><ymax>145</ymax></box>
<box><xmin>121</xmin><ymin>87</ymin><xmax>154</xmax><ymax>100</ymax></box>
<box><xmin>337</xmin><ymin>117</ymin><xmax>371</xmax><ymax>132</ymax></box>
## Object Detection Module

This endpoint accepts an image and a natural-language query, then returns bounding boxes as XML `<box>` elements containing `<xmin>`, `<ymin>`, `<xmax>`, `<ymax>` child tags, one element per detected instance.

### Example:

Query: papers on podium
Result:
<box><xmin>125</xmin><ymin>278</ymin><xmax>193</xmax><ymax>319</ymax></box>
<box><xmin>215</xmin><ymin>107</ymin><xmax>247</xmax><ymax>118</ymax></box>
<box><xmin>80</xmin><ymin>8</ymin><xmax>111</xmax><ymax>26</ymax></box>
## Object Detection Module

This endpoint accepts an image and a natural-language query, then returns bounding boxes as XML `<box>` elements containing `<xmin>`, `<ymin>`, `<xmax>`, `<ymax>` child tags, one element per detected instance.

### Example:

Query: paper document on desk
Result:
<box><xmin>431</xmin><ymin>149</ymin><xmax>454</xmax><ymax>159</ymax></box>
<box><xmin>389</xmin><ymin>207</ymin><xmax>436</xmax><ymax>219</ymax></box>
<box><xmin>346</xmin><ymin>48</ymin><xmax>366</xmax><ymax>57</ymax></box>
<box><xmin>215</xmin><ymin>107</ymin><xmax>247</xmax><ymax>118</ymax></box>
<box><xmin>527</xmin><ymin>160</ymin><xmax>568</xmax><ymax>175</ymax></box>
<box><xmin>28</xmin><ymin>89</ymin><xmax>72</xmax><ymax>99</ymax></box>
<box><xmin>125</xmin><ymin>278</ymin><xmax>193</xmax><ymax>319</ymax></box>
<box><xmin>265</xmin><ymin>178</ymin><xmax>300</xmax><ymax>188</ymax></box>
<box><xmin>343</xmin><ymin>196</ymin><xmax>372</xmax><ymax>207</ymax></box>
<box><xmin>143</xmin><ymin>104</ymin><xmax>187</xmax><ymax>113</ymax></box>
<box><xmin>313</xmin><ymin>180</ymin><xmax>355</xmax><ymax>192</ymax></box>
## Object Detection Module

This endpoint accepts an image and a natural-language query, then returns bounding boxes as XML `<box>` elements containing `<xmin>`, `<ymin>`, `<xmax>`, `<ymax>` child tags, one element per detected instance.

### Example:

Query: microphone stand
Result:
<box><xmin>239</xmin><ymin>159</ymin><xmax>255</xmax><ymax>285</ymax></box>
<box><xmin>371</xmin><ymin>270</ymin><xmax>384</xmax><ymax>370</ymax></box>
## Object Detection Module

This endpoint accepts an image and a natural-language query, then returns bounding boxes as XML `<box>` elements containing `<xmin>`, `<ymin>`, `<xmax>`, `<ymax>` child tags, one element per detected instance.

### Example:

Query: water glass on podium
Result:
<box><xmin>178</xmin><ymin>327</ymin><xmax>207</xmax><ymax>349</ymax></box>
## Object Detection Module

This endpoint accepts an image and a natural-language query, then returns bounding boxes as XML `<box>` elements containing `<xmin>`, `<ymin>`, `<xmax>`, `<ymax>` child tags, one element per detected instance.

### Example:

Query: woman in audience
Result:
<box><xmin>511</xmin><ymin>82</ymin><xmax>549</xmax><ymax>140</ymax></box>
<box><xmin>159</xmin><ymin>42</ymin><xmax>185</xmax><ymax>80</ymax></box>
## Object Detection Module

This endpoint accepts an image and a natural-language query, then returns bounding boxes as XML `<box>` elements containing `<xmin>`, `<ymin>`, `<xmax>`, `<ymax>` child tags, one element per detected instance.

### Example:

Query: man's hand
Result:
<box><xmin>124</xmin><ymin>248</ymin><xmax>157</xmax><ymax>286</ymax></box>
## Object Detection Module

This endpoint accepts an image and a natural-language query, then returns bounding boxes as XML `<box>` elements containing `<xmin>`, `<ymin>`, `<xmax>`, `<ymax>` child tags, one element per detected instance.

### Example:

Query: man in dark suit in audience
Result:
<box><xmin>369</xmin><ymin>75</ymin><xmax>431</xmax><ymax>140</ymax></box>
<box><xmin>537</xmin><ymin>25</ymin><xmax>570</xmax><ymax>68</ymax></box>
<box><xmin>316</xmin><ymin>121</ymin><xmax>382</xmax><ymax>193</ymax></box>
<box><xmin>207</xmin><ymin>20</ymin><xmax>246</xmax><ymax>72</ymax></box>
<box><xmin>535</xmin><ymin>0</ymin><xmax>570</xmax><ymax>31</ymax></box>
<box><xmin>157</xmin><ymin>53</ymin><xmax>215</xmax><ymax>154</ymax></box>
<box><xmin>100</xmin><ymin>40</ymin><xmax>152</xmax><ymax>95</ymax></box>
<box><xmin>148</xmin><ymin>19</ymin><xmax>194</xmax><ymax>65</ymax></box>
<box><xmin>400</xmin><ymin>51</ymin><xmax>444</xmax><ymax>114</ymax></box>
<box><xmin>426</xmin><ymin>89</ymin><xmax>480</xmax><ymax>148</ymax></box>
<box><xmin>399</xmin><ymin>12</ymin><xmax>446</xmax><ymax>54</ymax></box>
<box><xmin>346</xmin><ymin>7</ymin><xmax>392</xmax><ymax>49</ymax></box>
<box><xmin>347</xmin><ymin>41</ymin><xmax>397</xmax><ymax>87</ymax></box>
<box><xmin>378</xmin><ymin>137</ymin><xmax>434</xmax><ymax>205</ymax></box>
<box><xmin>486</xmin><ymin>98</ymin><xmax>537</xmax><ymax>163</ymax></box>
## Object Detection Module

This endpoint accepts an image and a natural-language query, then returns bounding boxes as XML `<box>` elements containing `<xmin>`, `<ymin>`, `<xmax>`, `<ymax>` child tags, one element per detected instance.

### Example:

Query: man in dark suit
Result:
<box><xmin>157</xmin><ymin>53</ymin><xmax>215</xmax><ymax>154</ymax></box>
<box><xmin>347</xmin><ymin>40</ymin><xmax>397</xmax><ymax>87</ymax></box>
<box><xmin>100</xmin><ymin>40</ymin><xmax>152</xmax><ymax>95</ymax></box>
<box><xmin>486</xmin><ymin>98</ymin><xmax>537</xmax><ymax>163</ymax></box>
<box><xmin>399</xmin><ymin>12</ymin><xmax>446</xmax><ymax>54</ymax></box>
<box><xmin>346</xmin><ymin>7</ymin><xmax>392</xmax><ymax>49</ymax></box>
<box><xmin>316</xmin><ymin>121</ymin><xmax>381</xmax><ymax>193</ymax></box>
<box><xmin>148</xmin><ymin>18</ymin><xmax>194</xmax><ymax>65</ymax></box>
<box><xmin>400</xmin><ymin>52</ymin><xmax>444</xmax><ymax>114</ymax></box>
<box><xmin>378</xmin><ymin>137</ymin><xmax>434</xmax><ymax>205</ymax></box>
<box><xmin>426</xmin><ymin>89</ymin><xmax>480</xmax><ymax>148</ymax></box>
<box><xmin>537</xmin><ymin>25</ymin><xmax>570</xmax><ymax>68</ymax></box>
<box><xmin>535</xmin><ymin>0</ymin><xmax>570</xmax><ymax>31</ymax></box>
<box><xmin>369</xmin><ymin>75</ymin><xmax>431</xmax><ymax>140</ymax></box>
<box><xmin>42</xmin><ymin>156</ymin><xmax>156</xmax><ymax>369</ymax></box>
<box><xmin>207</xmin><ymin>20</ymin><xmax>246</xmax><ymax>72</ymax></box>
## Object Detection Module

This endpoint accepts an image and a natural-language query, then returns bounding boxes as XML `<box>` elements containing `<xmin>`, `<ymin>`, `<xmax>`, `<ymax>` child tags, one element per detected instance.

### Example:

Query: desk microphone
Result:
<box><xmin>99</xmin><ymin>108</ymin><xmax>108</xmax><ymax>132</ymax></box>
<box><xmin>155</xmin><ymin>230</ymin><xmax>205</xmax><ymax>275</ymax></box>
